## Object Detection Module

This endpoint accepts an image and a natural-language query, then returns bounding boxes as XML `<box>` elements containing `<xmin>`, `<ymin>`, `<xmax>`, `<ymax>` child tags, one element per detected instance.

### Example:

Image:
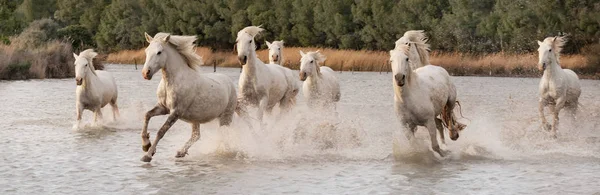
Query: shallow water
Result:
<box><xmin>1</xmin><ymin>65</ymin><xmax>599</xmax><ymax>194</ymax></box>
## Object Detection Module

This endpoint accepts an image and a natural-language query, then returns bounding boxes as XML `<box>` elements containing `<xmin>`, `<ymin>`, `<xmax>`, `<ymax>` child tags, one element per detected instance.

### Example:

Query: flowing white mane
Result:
<box><xmin>236</xmin><ymin>26</ymin><xmax>264</xmax><ymax>40</ymax></box>
<box><xmin>392</xmin><ymin>44</ymin><xmax>410</xmax><ymax>57</ymax></box>
<box><xmin>271</xmin><ymin>40</ymin><xmax>284</xmax><ymax>48</ymax></box>
<box><xmin>541</xmin><ymin>36</ymin><xmax>567</xmax><ymax>62</ymax></box>
<box><xmin>304</xmin><ymin>51</ymin><xmax>326</xmax><ymax>63</ymax></box>
<box><xmin>153</xmin><ymin>32</ymin><xmax>203</xmax><ymax>69</ymax></box>
<box><xmin>395</xmin><ymin>30</ymin><xmax>431</xmax><ymax>66</ymax></box>
<box><xmin>77</xmin><ymin>49</ymin><xmax>99</xmax><ymax>75</ymax></box>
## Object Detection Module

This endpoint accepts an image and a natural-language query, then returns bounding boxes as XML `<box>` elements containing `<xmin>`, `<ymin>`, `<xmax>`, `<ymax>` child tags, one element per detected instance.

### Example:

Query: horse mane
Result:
<box><xmin>396</xmin><ymin>30</ymin><xmax>431</xmax><ymax>66</ymax></box>
<box><xmin>542</xmin><ymin>36</ymin><xmax>567</xmax><ymax>62</ymax></box>
<box><xmin>237</xmin><ymin>26</ymin><xmax>264</xmax><ymax>41</ymax></box>
<box><xmin>154</xmin><ymin>32</ymin><xmax>203</xmax><ymax>70</ymax></box>
<box><xmin>272</xmin><ymin>40</ymin><xmax>284</xmax><ymax>47</ymax></box>
<box><xmin>78</xmin><ymin>49</ymin><xmax>99</xmax><ymax>74</ymax></box>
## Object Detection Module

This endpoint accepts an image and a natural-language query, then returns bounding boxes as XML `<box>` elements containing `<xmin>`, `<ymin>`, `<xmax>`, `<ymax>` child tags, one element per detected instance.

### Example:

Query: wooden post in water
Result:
<box><xmin>214</xmin><ymin>62</ymin><xmax>216</xmax><ymax>72</ymax></box>
<box><xmin>134</xmin><ymin>59</ymin><xmax>138</xmax><ymax>70</ymax></box>
<box><xmin>339</xmin><ymin>61</ymin><xmax>344</xmax><ymax>73</ymax></box>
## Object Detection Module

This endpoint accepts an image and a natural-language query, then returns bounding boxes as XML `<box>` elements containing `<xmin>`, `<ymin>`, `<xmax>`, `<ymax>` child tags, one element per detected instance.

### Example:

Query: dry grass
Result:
<box><xmin>106</xmin><ymin>47</ymin><xmax>599</xmax><ymax>79</ymax></box>
<box><xmin>0</xmin><ymin>40</ymin><xmax>74</xmax><ymax>80</ymax></box>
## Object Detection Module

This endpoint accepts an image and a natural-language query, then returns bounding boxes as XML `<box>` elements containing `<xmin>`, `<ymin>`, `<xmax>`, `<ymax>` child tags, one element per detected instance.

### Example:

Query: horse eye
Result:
<box><xmin>549</xmin><ymin>49</ymin><xmax>552</xmax><ymax>52</ymax></box>
<box><xmin>157</xmin><ymin>51</ymin><xmax>162</xmax><ymax>55</ymax></box>
<box><xmin>249</xmin><ymin>40</ymin><xmax>252</xmax><ymax>43</ymax></box>
<box><xmin>278</xmin><ymin>48</ymin><xmax>281</xmax><ymax>50</ymax></box>
<box><xmin>406</xmin><ymin>58</ymin><xmax>409</xmax><ymax>62</ymax></box>
<box><xmin>310</xmin><ymin>60</ymin><xmax>314</xmax><ymax>63</ymax></box>
<box><xmin>85</xmin><ymin>64</ymin><xmax>88</xmax><ymax>67</ymax></box>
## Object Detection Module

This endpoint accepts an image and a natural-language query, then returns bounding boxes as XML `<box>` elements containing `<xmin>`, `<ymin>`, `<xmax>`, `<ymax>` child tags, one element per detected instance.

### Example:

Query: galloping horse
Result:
<box><xmin>139</xmin><ymin>32</ymin><xmax>238</xmax><ymax>162</ymax></box>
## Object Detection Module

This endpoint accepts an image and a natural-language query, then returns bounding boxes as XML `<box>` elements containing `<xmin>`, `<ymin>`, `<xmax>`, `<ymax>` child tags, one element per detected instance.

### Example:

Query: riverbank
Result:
<box><xmin>107</xmin><ymin>47</ymin><xmax>599</xmax><ymax>79</ymax></box>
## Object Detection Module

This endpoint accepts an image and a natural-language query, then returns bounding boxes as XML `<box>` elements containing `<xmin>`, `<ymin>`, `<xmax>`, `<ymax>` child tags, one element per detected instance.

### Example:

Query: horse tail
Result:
<box><xmin>441</xmin><ymin>101</ymin><xmax>467</xmax><ymax>131</ymax></box>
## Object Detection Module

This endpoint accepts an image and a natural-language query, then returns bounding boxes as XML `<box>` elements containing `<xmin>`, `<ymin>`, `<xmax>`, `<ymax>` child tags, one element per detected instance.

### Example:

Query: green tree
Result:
<box><xmin>95</xmin><ymin>0</ymin><xmax>143</xmax><ymax>52</ymax></box>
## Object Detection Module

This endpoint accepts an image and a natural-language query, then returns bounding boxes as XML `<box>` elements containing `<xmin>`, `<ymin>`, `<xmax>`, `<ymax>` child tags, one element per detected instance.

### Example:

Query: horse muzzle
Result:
<box><xmin>539</xmin><ymin>62</ymin><xmax>547</xmax><ymax>71</ymax></box>
<box><xmin>299</xmin><ymin>72</ymin><xmax>307</xmax><ymax>81</ymax></box>
<box><xmin>142</xmin><ymin>68</ymin><xmax>152</xmax><ymax>80</ymax></box>
<box><xmin>272</xmin><ymin>55</ymin><xmax>279</xmax><ymax>62</ymax></box>
<box><xmin>450</xmin><ymin>133</ymin><xmax>459</xmax><ymax>141</ymax></box>
<box><xmin>75</xmin><ymin>77</ymin><xmax>82</xmax><ymax>86</ymax></box>
<box><xmin>238</xmin><ymin>55</ymin><xmax>248</xmax><ymax>65</ymax></box>
<box><xmin>395</xmin><ymin>74</ymin><xmax>405</xmax><ymax>87</ymax></box>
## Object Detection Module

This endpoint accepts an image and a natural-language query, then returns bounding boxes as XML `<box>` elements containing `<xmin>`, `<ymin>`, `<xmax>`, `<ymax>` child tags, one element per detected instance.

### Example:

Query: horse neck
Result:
<box><xmin>162</xmin><ymin>46</ymin><xmax>197</xmax><ymax>83</ymax></box>
<box><xmin>307</xmin><ymin>70</ymin><xmax>321</xmax><ymax>90</ymax></box>
<box><xmin>243</xmin><ymin>49</ymin><xmax>261</xmax><ymax>76</ymax></box>
<box><xmin>82</xmin><ymin>70</ymin><xmax>101</xmax><ymax>90</ymax></box>
<box><xmin>543</xmin><ymin>55</ymin><xmax>562</xmax><ymax>79</ymax></box>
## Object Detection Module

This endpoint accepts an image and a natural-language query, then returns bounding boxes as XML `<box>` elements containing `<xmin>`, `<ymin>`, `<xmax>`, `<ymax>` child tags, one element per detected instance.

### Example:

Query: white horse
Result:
<box><xmin>140</xmin><ymin>32</ymin><xmax>238</xmax><ymax>162</ymax></box>
<box><xmin>236</xmin><ymin>26</ymin><xmax>299</xmax><ymax>122</ymax></box>
<box><xmin>395</xmin><ymin>30</ymin><xmax>430</xmax><ymax>70</ymax></box>
<box><xmin>266</xmin><ymin>40</ymin><xmax>285</xmax><ymax>65</ymax></box>
<box><xmin>390</xmin><ymin>44</ymin><xmax>465</xmax><ymax>157</ymax></box>
<box><xmin>74</xmin><ymin>49</ymin><xmax>119</xmax><ymax>126</ymax></box>
<box><xmin>537</xmin><ymin>36</ymin><xmax>581</xmax><ymax>138</ymax></box>
<box><xmin>299</xmin><ymin>50</ymin><xmax>341</xmax><ymax>110</ymax></box>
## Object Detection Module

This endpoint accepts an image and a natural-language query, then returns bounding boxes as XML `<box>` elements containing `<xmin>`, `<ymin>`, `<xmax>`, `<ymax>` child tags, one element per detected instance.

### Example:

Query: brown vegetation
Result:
<box><xmin>107</xmin><ymin>47</ymin><xmax>600</xmax><ymax>79</ymax></box>
<box><xmin>0</xmin><ymin>19</ymin><xmax>75</xmax><ymax>80</ymax></box>
<box><xmin>0</xmin><ymin>41</ymin><xmax>74</xmax><ymax>80</ymax></box>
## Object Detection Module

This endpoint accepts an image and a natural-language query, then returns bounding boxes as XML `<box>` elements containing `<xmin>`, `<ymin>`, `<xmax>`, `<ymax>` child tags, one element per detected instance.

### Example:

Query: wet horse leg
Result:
<box><xmin>176</xmin><ymin>122</ymin><xmax>200</xmax><ymax>158</ymax></box>
<box><xmin>435</xmin><ymin>118</ymin><xmax>445</xmax><ymax>145</ymax></box>
<box><xmin>539</xmin><ymin>99</ymin><xmax>551</xmax><ymax>131</ymax></box>
<box><xmin>141</xmin><ymin>113</ymin><xmax>179</xmax><ymax>162</ymax></box>
<box><xmin>93</xmin><ymin>107</ymin><xmax>103</xmax><ymax>124</ymax></box>
<box><xmin>426</xmin><ymin>120</ymin><xmax>445</xmax><ymax>157</ymax></box>
<box><xmin>551</xmin><ymin>98</ymin><xmax>566</xmax><ymax>138</ymax></box>
<box><xmin>110</xmin><ymin>100</ymin><xmax>120</xmax><ymax>121</ymax></box>
<box><xmin>141</xmin><ymin>105</ymin><xmax>169</xmax><ymax>152</ymax></box>
<box><xmin>75</xmin><ymin>103</ymin><xmax>83</xmax><ymax>128</ymax></box>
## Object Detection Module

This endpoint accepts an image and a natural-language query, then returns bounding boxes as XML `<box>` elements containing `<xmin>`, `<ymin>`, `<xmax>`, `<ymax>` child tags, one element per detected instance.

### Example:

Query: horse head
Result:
<box><xmin>267</xmin><ymin>40</ymin><xmax>284</xmax><ymax>64</ymax></box>
<box><xmin>73</xmin><ymin>49</ymin><xmax>98</xmax><ymax>85</ymax></box>
<box><xmin>537</xmin><ymin>36</ymin><xmax>566</xmax><ymax>71</ymax></box>
<box><xmin>143</xmin><ymin>32</ymin><xmax>170</xmax><ymax>80</ymax></box>
<box><xmin>389</xmin><ymin>44</ymin><xmax>412</xmax><ymax>87</ymax></box>
<box><xmin>299</xmin><ymin>50</ymin><xmax>326</xmax><ymax>81</ymax></box>
<box><xmin>236</xmin><ymin>26</ymin><xmax>264</xmax><ymax>65</ymax></box>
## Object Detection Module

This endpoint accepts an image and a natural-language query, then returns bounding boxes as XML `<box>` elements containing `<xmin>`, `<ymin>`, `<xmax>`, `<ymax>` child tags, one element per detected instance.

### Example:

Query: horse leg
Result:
<box><xmin>110</xmin><ymin>100</ymin><xmax>120</xmax><ymax>121</ymax></box>
<box><xmin>141</xmin><ymin>113</ymin><xmax>179</xmax><ymax>162</ymax></box>
<box><xmin>75</xmin><ymin>103</ymin><xmax>83</xmax><ymax>128</ymax></box>
<box><xmin>176</xmin><ymin>122</ymin><xmax>200</xmax><ymax>158</ymax></box>
<box><xmin>257</xmin><ymin>98</ymin><xmax>269</xmax><ymax>128</ymax></box>
<box><xmin>435</xmin><ymin>118</ymin><xmax>445</xmax><ymax>145</ymax></box>
<box><xmin>93</xmin><ymin>107</ymin><xmax>103</xmax><ymax>124</ymax></box>
<box><xmin>403</xmin><ymin>123</ymin><xmax>417</xmax><ymax>141</ymax></box>
<box><xmin>426</xmin><ymin>120</ymin><xmax>445</xmax><ymax>157</ymax></box>
<box><xmin>551</xmin><ymin>98</ymin><xmax>566</xmax><ymax>138</ymax></box>
<box><xmin>142</xmin><ymin>105</ymin><xmax>169</xmax><ymax>152</ymax></box>
<box><xmin>539</xmin><ymin>99</ymin><xmax>551</xmax><ymax>131</ymax></box>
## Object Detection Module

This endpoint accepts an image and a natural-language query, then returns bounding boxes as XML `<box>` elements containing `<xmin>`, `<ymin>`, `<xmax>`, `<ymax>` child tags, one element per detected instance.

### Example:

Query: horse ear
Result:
<box><xmin>145</xmin><ymin>32</ymin><xmax>153</xmax><ymax>43</ymax></box>
<box><xmin>73</xmin><ymin>53</ymin><xmax>78</xmax><ymax>59</ymax></box>
<box><xmin>537</xmin><ymin>40</ymin><xmax>543</xmax><ymax>46</ymax></box>
<box><xmin>553</xmin><ymin>36</ymin><xmax>558</xmax><ymax>42</ymax></box>
<box><xmin>280</xmin><ymin>40</ymin><xmax>284</xmax><ymax>46</ymax></box>
<box><xmin>162</xmin><ymin>34</ymin><xmax>170</xmax><ymax>43</ymax></box>
<box><xmin>299</xmin><ymin>50</ymin><xmax>306</xmax><ymax>57</ymax></box>
<box><xmin>266</xmin><ymin>41</ymin><xmax>272</xmax><ymax>48</ymax></box>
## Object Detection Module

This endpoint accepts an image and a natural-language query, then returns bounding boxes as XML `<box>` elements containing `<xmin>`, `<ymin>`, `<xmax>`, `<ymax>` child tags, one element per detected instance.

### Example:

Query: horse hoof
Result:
<box><xmin>140</xmin><ymin>155</ymin><xmax>153</xmax><ymax>162</ymax></box>
<box><xmin>142</xmin><ymin>143</ymin><xmax>151</xmax><ymax>152</ymax></box>
<box><xmin>175</xmin><ymin>151</ymin><xmax>187</xmax><ymax>158</ymax></box>
<box><xmin>543</xmin><ymin>124</ymin><xmax>552</xmax><ymax>131</ymax></box>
